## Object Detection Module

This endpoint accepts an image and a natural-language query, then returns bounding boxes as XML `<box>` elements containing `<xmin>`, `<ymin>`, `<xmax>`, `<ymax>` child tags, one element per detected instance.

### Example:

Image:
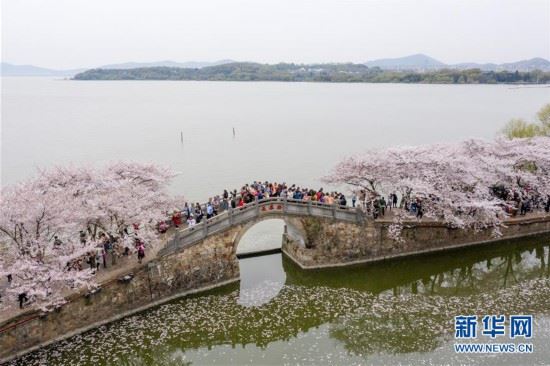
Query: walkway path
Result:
<box><xmin>0</xmin><ymin>231</ymin><xmax>170</xmax><ymax>325</ymax></box>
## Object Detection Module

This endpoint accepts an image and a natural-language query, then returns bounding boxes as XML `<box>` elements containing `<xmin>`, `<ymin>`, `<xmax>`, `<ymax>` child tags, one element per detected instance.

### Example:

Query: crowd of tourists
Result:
<box><xmin>356</xmin><ymin>188</ymin><xmax>550</xmax><ymax>220</ymax></box>
<box><xmin>355</xmin><ymin>190</ymin><xmax>425</xmax><ymax>219</ymax></box>
<box><xmin>163</xmin><ymin>181</ymin><xmax>351</xmax><ymax>229</ymax></box>
<box><xmin>501</xmin><ymin>189</ymin><xmax>550</xmax><ymax>216</ymax></box>
<box><xmin>165</xmin><ymin>183</ymin><xmax>550</xmax><ymax>231</ymax></box>
<box><xmin>9</xmin><ymin>225</ymin><xmax>149</xmax><ymax>309</ymax></box>
<box><xmin>63</xmin><ymin>228</ymin><xmax>146</xmax><ymax>275</ymax></box>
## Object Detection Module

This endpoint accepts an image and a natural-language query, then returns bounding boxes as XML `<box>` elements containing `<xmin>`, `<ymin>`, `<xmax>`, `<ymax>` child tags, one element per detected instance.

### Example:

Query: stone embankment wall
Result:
<box><xmin>282</xmin><ymin>215</ymin><xmax>550</xmax><ymax>268</ymax></box>
<box><xmin>0</xmin><ymin>229</ymin><xmax>240</xmax><ymax>363</ymax></box>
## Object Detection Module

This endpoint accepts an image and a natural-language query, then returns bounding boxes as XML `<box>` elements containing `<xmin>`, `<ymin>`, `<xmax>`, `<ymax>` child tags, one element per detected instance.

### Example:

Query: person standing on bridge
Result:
<box><xmin>281</xmin><ymin>188</ymin><xmax>288</xmax><ymax>199</ymax></box>
<box><xmin>316</xmin><ymin>188</ymin><xmax>324</xmax><ymax>201</ymax></box>
<box><xmin>194</xmin><ymin>203</ymin><xmax>203</xmax><ymax>223</ymax></box>
<box><xmin>221</xmin><ymin>191</ymin><xmax>229</xmax><ymax>210</ymax></box>
<box><xmin>213</xmin><ymin>196</ymin><xmax>220</xmax><ymax>214</ymax></box>
<box><xmin>172</xmin><ymin>210</ymin><xmax>182</xmax><ymax>228</ymax></box>
<box><xmin>206</xmin><ymin>202</ymin><xmax>214</xmax><ymax>219</ymax></box>
<box><xmin>339</xmin><ymin>194</ymin><xmax>347</xmax><ymax>207</ymax></box>
<box><xmin>182</xmin><ymin>202</ymin><xmax>191</xmax><ymax>220</ymax></box>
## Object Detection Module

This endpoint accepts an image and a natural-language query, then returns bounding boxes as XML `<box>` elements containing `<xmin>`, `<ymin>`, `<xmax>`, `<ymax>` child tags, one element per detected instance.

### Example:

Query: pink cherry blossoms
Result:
<box><xmin>0</xmin><ymin>162</ymin><xmax>177</xmax><ymax>310</ymax></box>
<box><xmin>324</xmin><ymin>137</ymin><xmax>550</xmax><ymax>238</ymax></box>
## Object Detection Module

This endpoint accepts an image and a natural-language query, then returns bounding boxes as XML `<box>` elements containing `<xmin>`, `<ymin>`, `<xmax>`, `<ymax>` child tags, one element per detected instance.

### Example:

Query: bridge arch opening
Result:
<box><xmin>235</xmin><ymin>218</ymin><xmax>287</xmax><ymax>307</ymax></box>
<box><xmin>235</xmin><ymin>218</ymin><xmax>286</xmax><ymax>256</ymax></box>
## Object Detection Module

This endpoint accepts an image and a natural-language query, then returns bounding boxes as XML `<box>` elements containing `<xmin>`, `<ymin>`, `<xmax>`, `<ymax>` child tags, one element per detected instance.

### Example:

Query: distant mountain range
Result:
<box><xmin>2</xmin><ymin>55</ymin><xmax>550</xmax><ymax>76</ymax></box>
<box><xmin>0</xmin><ymin>63</ymin><xmax>85</xmax><ymax>77</ymax></box>
<box><xmin>453</xmin><ymin>57</ymin><xmax>550</xmax><ymax>72</ymax></box>
<box><xmin>1</xmin><ymin>60</ymin><xmax>235</xmax><ymax>77</ymax></box>
<box><xmin>364</xmin><ymin>54</ymin><xmax>446</xmax><ymax>70</ymax></box>
<box><xmin>364</xmin><ymin>54</ymin><xmax>550</xmax><ymax>72</ymax></box>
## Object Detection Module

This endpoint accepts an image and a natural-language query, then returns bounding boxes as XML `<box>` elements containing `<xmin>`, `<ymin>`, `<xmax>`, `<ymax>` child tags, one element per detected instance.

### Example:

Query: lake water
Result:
<box><xmin>2</xmin><ymin>78</ymin><xmax>550</xmax><ymax>365</ymax></box>
<box><xmin>2</xmin><ymin>78</ymin><xmax>549</xmax><ymax>200</ymax></box>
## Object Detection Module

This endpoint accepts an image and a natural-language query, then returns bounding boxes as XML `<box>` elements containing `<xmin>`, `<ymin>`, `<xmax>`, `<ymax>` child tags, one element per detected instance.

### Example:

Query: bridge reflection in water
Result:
<box><xmin>236</xmin><ymin>219</ymin><xmax>286</xmax><ymax>307</ymax></box>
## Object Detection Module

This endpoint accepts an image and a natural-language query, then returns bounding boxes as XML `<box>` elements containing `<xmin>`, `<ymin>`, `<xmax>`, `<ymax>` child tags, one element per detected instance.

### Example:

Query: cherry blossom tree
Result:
<box><xmin>324</xmin><ymin>137</ymin><xmax>550</xmax><ymax>239</ymax></box>
<box><xmin>0</xmin><ymin>162</ymin><xmax>178</xmax><ymax>310</ymax></box>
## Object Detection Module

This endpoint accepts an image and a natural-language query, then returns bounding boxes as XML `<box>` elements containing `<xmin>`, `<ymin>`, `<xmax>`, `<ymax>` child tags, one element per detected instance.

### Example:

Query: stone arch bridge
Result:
<box><xmin>158</xmin><ymin>197</ymin><xmax>365</xmax><ymax>259</ymax></box>
<box><xmin>156</xmin><ymin>195</ymin><xmax>550</xmax><ymax>272</ymax></box>
<box><xmin>145</xmin><ymin>200</ymin><xmax>550</xmax><ymax>331</ymax></box>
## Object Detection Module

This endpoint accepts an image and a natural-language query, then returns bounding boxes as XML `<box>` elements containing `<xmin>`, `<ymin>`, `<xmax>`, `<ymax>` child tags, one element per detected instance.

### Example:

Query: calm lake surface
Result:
<box><xmin>2</xmin><ymin>78</ymin><xmax>550</xmax><ymax>365</ymax></box>
<box><xmin>2</xmin><ymin>78</ymin><xmax>549</xmax><ymax>200</ymax></box>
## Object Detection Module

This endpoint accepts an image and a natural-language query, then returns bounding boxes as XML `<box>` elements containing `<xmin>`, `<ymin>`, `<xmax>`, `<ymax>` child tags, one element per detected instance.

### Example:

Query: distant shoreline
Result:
<box><xmin>69</xmin><ymin>79</ymin><xmax>550</xmax><ymax>86</ymax></box>
<box><xmin>3</xmin><ymin>75</ymin><xmax>549</xmax><ymax>86</ymax></box>
<box><xmin>72</xmin><ymin>62</ymin><xmax>550</xmax><ymax>84</ymax></box>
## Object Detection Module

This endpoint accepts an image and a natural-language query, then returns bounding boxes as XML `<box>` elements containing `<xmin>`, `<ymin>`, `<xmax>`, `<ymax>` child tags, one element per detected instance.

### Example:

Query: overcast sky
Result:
<box><xmin>2</xmin><ymin>0</ymin><xmax>549</xmax><ymax>69</ymax></box>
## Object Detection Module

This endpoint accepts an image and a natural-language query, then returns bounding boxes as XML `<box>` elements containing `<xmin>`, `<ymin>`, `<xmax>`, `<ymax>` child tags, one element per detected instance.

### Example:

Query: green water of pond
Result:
<box><xmin>10</xmin><ymin>235</ymin><xmax>550</xmax><ymax>366</ymax></box>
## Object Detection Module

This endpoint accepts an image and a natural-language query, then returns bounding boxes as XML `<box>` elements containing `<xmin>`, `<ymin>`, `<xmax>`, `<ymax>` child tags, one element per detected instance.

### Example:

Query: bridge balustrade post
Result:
<box><xmin>255</xmin><ymin>196</ymin><xmax>260</xmax><ymax>216</ymax></box>
<box><xmin>332</xmin><ymin>203</ymin><xmax>336</xmax><ymax>220</ymax></box>
<box><xmin>283</xmin><ymin>197</ymin><xmax>288</xmax><ymax>214</ymax></box>
<box><xmin>203</xmin><ymin>219</ymin><xmax>208</xmax><ymax>238</ymax></box>
<box><xmin>229</xmin><ymin>207</ymin><xmax>233</xmax><ymax>225</ymax></box>
<box><xmin>307</xmin><ymin>200</ymin><xmax>312</xmax><ymax>215</ymax></box>
<box><xmin>173</xmin><ymin>231</ymin><xmax>181</xmax><ymax>250</ymax></box>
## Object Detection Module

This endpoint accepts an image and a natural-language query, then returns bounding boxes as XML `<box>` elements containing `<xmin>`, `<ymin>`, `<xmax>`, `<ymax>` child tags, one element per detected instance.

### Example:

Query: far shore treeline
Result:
<box><xmin>73</xmin><ymin>62</ymin><xmax>550</xmax><ymax>83</ymax></box>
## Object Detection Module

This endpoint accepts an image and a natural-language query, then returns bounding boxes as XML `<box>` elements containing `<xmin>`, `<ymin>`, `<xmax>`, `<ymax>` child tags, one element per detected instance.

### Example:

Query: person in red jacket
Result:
<box><xmin>171</xmin><ymin>210</ymin><xmax>182</xmax><ymax>227</ymax></box>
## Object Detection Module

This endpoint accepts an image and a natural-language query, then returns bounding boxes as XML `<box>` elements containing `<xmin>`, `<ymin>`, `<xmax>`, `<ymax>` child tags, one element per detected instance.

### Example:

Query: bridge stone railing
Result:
<box><xmin>158</xmin><ymin>197</ymin><xmax>365</xmax><ymax>256</ymax></box>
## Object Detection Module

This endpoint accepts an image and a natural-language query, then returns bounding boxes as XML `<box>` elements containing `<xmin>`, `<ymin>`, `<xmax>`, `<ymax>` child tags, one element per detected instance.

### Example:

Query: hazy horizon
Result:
<box><xmin>2</xmin><ymin>53</ymin><xmax>550</xmax><ymax>71</ymax></box>
<box><xmin>2</xmin><ymin>0</ymin><xmax>549</xmax><ymax>70</ymax></box>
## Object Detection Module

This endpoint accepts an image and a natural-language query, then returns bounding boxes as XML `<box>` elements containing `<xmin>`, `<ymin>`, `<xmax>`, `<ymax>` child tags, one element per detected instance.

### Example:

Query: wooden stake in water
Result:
<box><xmin>180</xmin><ymin>131</ymin><xmax>183</xmax><ymax>143</ymax></box>
<box><xmin>232</xmin><ymin>127</ymin><xmax>235</xmax><ymax>137</ymax></box>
